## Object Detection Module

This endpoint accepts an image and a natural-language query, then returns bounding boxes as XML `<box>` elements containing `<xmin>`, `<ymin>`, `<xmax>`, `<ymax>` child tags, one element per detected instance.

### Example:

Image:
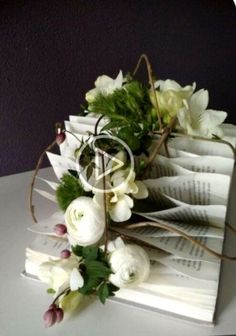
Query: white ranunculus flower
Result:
<box><xmin>177</xmin><ymin>89</ymin><xmax>227</xmax><ymax>138</ymax></box>
<box><xmin>65</xmin><ymin>196</ymin><xmax>105</xmax><ymax>246</ymax></box>
<box><xmin>109</xmin><ymin>244</ymin><xmax>150</xmax><ymax>288</ymax></box>
<box><xmin>85</xmin><ymin>70</ymin><xmax>123</xmax><ymax>103</ymax></box>
<box><xmin>150</xmin><ymin>79</ymin><xmax>196</xmax><ymax>124</ymax></box>
<box><xmin>38</xmin><ymin>256</ymin><xmax>80</xmax><ymax>294</ymax></box>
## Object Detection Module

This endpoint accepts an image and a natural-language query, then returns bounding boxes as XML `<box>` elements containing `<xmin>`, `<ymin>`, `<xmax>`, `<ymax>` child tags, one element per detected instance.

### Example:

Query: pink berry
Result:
<box><xmin>43</xmin><ymin>308</ymin><xmax>57</xmax><ymax>328</ymax></box>
<box><xmin>56</xmin><ymin>132</ymin><xmax>66</xmax><ymax>145</ymax></box>
<box><xmin>54</xmin><ymin>224</ymin><xmax>67</xmax><ymax>236</ymax></box>
<box><xmin>60</xmin><ymin>249</ymin><xmax>71</xmax><ymax>259</ymax></box>
<box><xmin>55</xmin><ymin>308</ymin><xmax>64</xmax><ymax>323</ymax></box>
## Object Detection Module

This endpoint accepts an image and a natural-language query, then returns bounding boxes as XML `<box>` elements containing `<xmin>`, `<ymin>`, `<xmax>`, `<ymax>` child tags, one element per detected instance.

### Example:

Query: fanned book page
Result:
<box><xmin>23</xmin><ymin>115</ymin><xmax>236</xmax><ymax>324</ymax></box>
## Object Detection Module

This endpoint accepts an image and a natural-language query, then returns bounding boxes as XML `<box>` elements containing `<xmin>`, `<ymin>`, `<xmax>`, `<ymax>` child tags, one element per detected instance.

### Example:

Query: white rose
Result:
<box><xmin>65</xmin><ymin>196</ymin><xmax>105</xmax><ymax>246</ymax></box>
<box><xmin>109</xmin><ymin>244</ymin><xmax>150</xmax><ymax>288</ymax></box>
<box><xmin>86</xmin><ymin>70</ymin><xmax>123</xmax><ymax>103</ymax></box>
<box><xmin>38</xmin><ymin>256</ymin><xmax>79</xmax><ymax>293</ymax></box>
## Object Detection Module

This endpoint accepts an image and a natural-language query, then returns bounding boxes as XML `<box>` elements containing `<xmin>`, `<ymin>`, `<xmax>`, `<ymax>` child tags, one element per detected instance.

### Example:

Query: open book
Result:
<box><xmin>24</xmin><ymin>115</ymin><xmax>236</xmax><ymax>324</ymax></box>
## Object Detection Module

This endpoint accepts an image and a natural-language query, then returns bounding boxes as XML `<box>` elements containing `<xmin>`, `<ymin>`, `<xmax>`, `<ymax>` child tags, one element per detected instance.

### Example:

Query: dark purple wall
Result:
<box><xmin>1</xmin><ymin>0</ymin><xmax>235</xmax><ymax>176</ymax></box>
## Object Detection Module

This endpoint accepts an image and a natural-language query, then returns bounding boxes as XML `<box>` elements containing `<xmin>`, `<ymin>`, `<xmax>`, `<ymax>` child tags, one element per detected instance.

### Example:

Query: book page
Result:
<box><xmin>127</xmin><ymin>220</ymin><xmax>224</xmax><ymax>238</ymax></box>
<box><xmin>59</xmin><ymin>131</ymin><xmax>84</xmax><ymax>159</ymax></box>
<box><xmin>64</xmin><ymin>120</ymin><xmax>102</xmax><ymax>135</ymax></box>
<box><xmin>135</xmin><ymin>204</ymin><xmax>226</xmax><ymax>228</ymax></box>
<box><xmin>28</xmin><ymin>212</ymin><xmax>65</xmax><ymax>235</ymax></box>
<box><xmin>146</xmin><ymin>251</ymin><xmax>220</xmax><ymax>281</ymax></box>
<box><xmin>46</xmin><ymin>152</ymin><xmax>78</xmax><ymax>180</ymax></box>
<box><xmin>69</xmin><ymin>115</ymin><xmax>108</xmax><ymax>126</ymax></box>
<box><xmin>145</xmin><ymin>155</ymin><xmax>193</xmax><ymax>179</ymax></box>
<box><xmin>171</xmin><ymin>156</ymin><xmax>234</xmax><ymax>176</ymax></box>
<box><xmin>144</xmin><ymin>173</ymin><xmax>230</xmax><ymax>205</ymax></box>
<box><xmin>27</xmin><ymin>235</ymin><xmax>70</xmax><ymax>258</ymax></box>
<box><xmin>113</xmin><ymin>227</ymin><xmax>222</xmax><ymax>262</ymax></box>
<box><xmin>167</xmin><ymin>137</ymin><xmax>235</xmax><ymax>158</ymax></box>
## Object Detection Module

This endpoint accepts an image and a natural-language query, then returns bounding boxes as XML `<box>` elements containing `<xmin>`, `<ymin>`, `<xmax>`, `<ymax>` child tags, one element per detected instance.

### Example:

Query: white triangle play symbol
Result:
<box><xmin>94</xmin><ymin>148</ymin><xmax>124</xmax><ymax>181</ymax></box>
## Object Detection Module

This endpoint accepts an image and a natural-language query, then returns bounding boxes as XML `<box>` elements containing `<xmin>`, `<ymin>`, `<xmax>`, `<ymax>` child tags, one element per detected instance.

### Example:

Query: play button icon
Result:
<box><xmin>76</xmin><ymin>134</ymin><xmax>134</xmax><ymax>193</ymax></box>
<box><xmin>94</xmin><ymin>147</ymin><xmax>125</xmax><ymax>181</ymax></box>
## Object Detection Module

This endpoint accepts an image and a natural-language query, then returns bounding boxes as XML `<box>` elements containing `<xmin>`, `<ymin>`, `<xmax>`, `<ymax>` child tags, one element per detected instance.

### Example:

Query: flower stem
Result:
<box><xmin>52</xmin><ymin>287</ymin><xmax>70</xmax><ymax>306</ymax></box>
<box><xmin>133</xmin><ymin>54</ymin><xmax>163</xmax><ymax>131</ymax></box>
<box><xmin>100</xmin><ymin>153</ymin><xmax>109</xmax><ymax>252</ymax></box>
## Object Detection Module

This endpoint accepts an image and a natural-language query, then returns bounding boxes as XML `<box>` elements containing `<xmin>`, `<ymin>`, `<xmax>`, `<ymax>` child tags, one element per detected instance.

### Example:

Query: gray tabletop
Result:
<box><xmin>1</xmin><ymin>167</ymin><xmax>236</xmax><ymax>336</ymax></box>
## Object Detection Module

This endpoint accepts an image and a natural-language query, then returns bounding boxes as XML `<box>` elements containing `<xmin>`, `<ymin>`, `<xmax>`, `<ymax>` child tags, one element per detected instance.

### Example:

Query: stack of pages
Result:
<box><xmin>24</xmin><ymin>116</ymin><xmax>236</xmax><ymax>324</ymax></box>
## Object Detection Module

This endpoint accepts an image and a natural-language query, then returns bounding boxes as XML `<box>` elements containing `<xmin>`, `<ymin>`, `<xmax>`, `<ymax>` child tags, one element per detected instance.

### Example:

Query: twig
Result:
<box><xmin>123</xmin><ymin>221</ymin><xmax>236</xmax><ymax>261</ymax></box>
<box><xmin>94</xmin><ymin>115</ymin><xmax>105</xmax><ymax>136</ymax></box>
<box><xmin>101</xmin><ymin>153</ymin><xmax>109</xmax><ymax>252</ymax></box>
<box><xmin>153</xmin><ymin>130</ymin><xmax>236</xmax><ymax>160</ymax></box>
<box><xmin>133</xmin><ymin>54</ymin><xmax>163</xmax><ymax>131</ymax></box>
<box><xmin>29</xmin><ymin>139</ymin><xmax>57</xmax><ymax>223</ymax></box>
<box><xmin>145</xmin><ymin>117</ymin><xmax>177</xmax><ymax>172</ymax></box>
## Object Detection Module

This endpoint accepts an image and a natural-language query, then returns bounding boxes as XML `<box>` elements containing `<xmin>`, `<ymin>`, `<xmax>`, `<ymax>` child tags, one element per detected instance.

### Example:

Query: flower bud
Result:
<box><xmin>55</xmin><ymin>308</ymin><xmax>64</xmax><ymax>323</ymax></box>
<box><xmin>54</xmin><ymin>224</ymin><xmax>67</xmax><ymax>236</ymax></box>
<box><xmin>56</xmin><ymin>132</ymin><xmax>66</xmax><ymax>145</ymax></box>
<box><xmin>43</xmin><ymin>308</ymin><xmax>57</xmax><ymax>328</ymax></box>
<box><xmin>49</xmin><ymin>303</ymin><xmax>57</xmax><ymax>310</ymax></box>
<box><xmin>60</xmin><ymin>249</ymin><xmax>71</xmax><ymax>259</ymax></box>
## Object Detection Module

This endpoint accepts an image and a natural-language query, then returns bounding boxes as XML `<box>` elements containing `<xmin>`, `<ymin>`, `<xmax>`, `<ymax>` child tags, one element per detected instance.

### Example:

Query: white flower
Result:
<box><xmin>38</xmin><ymin>256</ymin><xmax>80</xmax><ymax>293</ymax></box>
<box><xmin>177</xmin><ymin>89</ymin><xmax>227</xmax><ymax>138</ymax></box>
<box><xmin>111</xmin><ymin>168</ymin><xmax>148</xmax><ymax>199</ymax></box>
<box><xmin>93</xmin><ymin>168</ymin><xmax>148</xmax><ymax>222</ymax></box>
<box><xmin>154</xmin><ymin>79</ymin><xmax>196</xmax><ymax>99</ymax></box>
<box><xmin>109</xmin><ymin>244</ymin><xmax>150</xmax><ymax>288</ymax></box>
<box><xmin>65</xmin><ymin>196</ymin><xmax>105</xmax><ymax>246</ymax></box>
<box><xmin>150</xmin><ymin>79</ymin><xmax>196</xmax><ymax>123</ymax></box>
<box><xmin>69</xmin><ymin>268</ymin><xmax>84</xmax><ymax>291</ymax></box>
<box><xmin>85</xmin><ymin>70</ymin><xmax>123</xmax><ymax>103</ymax></box>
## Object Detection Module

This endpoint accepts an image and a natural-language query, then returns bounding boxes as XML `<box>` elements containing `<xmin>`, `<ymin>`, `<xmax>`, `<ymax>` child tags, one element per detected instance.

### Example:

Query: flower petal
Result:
<box><xmin>133</xmin><ymin>181</ymin><xmax>149</xmax><ymax>199</ymax></box>
<box><xmin>109</xmin><ymin>198</ymin><xmax>132</xmax><ymax>222</ymax></box>
<box><xmin>70</xmin><ymin>268</ymin><xmax>84</xmax><ymax>291</ymax></box>
<box><xmin>200</xmin><ymin>110</ymin><xmax>227</xmax><ymax>128</ymax></box>
<box><xmin>189</xmin><ymin>89</ymin><xmax>209</xmax><ymax>115</ymax></box>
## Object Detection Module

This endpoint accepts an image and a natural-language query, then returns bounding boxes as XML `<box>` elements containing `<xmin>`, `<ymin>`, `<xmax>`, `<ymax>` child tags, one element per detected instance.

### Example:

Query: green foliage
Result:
<box><xmin>47</xmin><ymin>288</ymin><xmax>56</xmax><ymax>294</ymax></box>
<box><xmin>87</xmin><ymin>80</ymin><xmax>155</xmax><ymax>153</ymax></box>
<box><xmin>56</xmin><ymin>173</ymin><xmax>89</xmax><ymax>211</ymax></box>
<box><xmin>72</xmin><ymin>245</ymin><xmax>119</xmax><ymax>303</ymax></box>
<box><xmin>88</xmin><ymin>80</ymin><xmax>153</xmax><ymax>125</ymax></box>
<box><xmin>97</xmin><ymin>282</ymin><xmax>109</xmax><ymax>304</ymax></box>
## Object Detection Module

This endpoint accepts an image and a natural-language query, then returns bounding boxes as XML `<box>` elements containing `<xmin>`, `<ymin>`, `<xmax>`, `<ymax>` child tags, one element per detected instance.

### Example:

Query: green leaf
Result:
<box><xmin>68</xmin><ymin>169</ymin><xmax>79</xmax><ymax>179</ymax></box>
<box><xmin>101</xmin><ymin>120</ymin><xmax>125</xmax><ymax>132</ymax></box>
<box><xmin>82</xmin><ymin>246</ymin><xmax>98</xmax><ymax>261</ymax></box>
<box><xmin>85</xmin><ymin>260</ymin><xmax>112</xmax><ymax>278</ymax></box>
<box><xmin>97</xmin><ymin>282</ymin><xmax>109</xmax><ymax>304</ymax></box>
<box><xmin>79</xmin><ymin>276</ymin><xmax>101</xmax><ymax>295</ymax></box>
<box><xmin>107</xmin><ymin>283</ymin><xmax>120</xmax><ymax>294</ymax></box>
<box><xmin>86</xmin><ymin>164</ymin><xmax>94</xmax><ymax>181</ymax></box>
<box><xmin>47</xmin><ymin>288</ymin><xmax>56</xmax><ymax>294</ymax></box>
<box><xmin>72</xmin><ymin>245</ymin><xmax>83</xmax><ymax>257</ymax></box>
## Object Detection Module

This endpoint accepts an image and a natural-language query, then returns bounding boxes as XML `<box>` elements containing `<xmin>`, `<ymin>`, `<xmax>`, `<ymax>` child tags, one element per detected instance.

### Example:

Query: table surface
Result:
<box><xmin>1</xmin><ymin>167</ymin><xmax>236</xmax><ymax>336</ymax></box>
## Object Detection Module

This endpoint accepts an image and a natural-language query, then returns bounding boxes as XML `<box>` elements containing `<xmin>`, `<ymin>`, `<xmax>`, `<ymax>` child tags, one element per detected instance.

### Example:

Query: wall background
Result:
<box><xmin>0</xmin><ymin>0</ymin><xmax>235</xmax><ymax>177</ymax></box>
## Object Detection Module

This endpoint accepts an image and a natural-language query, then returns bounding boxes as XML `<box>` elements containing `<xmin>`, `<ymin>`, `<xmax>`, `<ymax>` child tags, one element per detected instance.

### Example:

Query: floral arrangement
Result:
<box><xmin>29</xmin><ymin>55</ymin><xmax>231</xmax><ymax>328</ymax></box>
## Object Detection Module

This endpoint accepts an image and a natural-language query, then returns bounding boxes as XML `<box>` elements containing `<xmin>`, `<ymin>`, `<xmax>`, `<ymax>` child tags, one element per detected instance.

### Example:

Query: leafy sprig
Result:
<box><xmin>72</xmin><ymin>245</ymin><xmax>119</xmax><ymax>304</ymax></box>
<box><xmin>56</xmin><ymin>173</ymin><xmax>91</xmax><ymax>211</ymax></box>
<box><xmin>87</xmin><ymin>80</ymin><xmax>156</xmax><ymax>153</ymax></box>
